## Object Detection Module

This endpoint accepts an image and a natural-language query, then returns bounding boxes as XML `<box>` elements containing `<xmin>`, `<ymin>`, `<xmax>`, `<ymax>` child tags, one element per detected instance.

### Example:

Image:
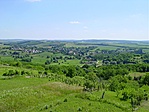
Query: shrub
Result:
<box><xmin>63</xmin><ymin>98</ymin><xmax>68</xmax><ymax>102</ymax></box>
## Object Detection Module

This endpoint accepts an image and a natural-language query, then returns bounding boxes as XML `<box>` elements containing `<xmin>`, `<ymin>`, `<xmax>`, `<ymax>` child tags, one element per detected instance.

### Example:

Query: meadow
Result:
<box><xmin>0</xmin><ymin>65</ymin><xmax>149</xmax><ymax>112</ymax></box>
<box><xmin>0</xmin><ymin>40</ymin><xmax>149</xmax><ymax>112</ymax></box>
<box><xmin>0</xmin><ymin>77</ymin><xmax>149</xmax><ymax>111</ymax></box>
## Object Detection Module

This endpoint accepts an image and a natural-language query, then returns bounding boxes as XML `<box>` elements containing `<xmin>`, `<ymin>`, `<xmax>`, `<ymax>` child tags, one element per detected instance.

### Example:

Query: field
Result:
<box><xmin>0</xmin><ymin>65</ymin><xmax>149</xmax><ymax>112</ymax></box>
<box><xmin>0</xmin><ymin>78</ymin><xmax>149</xmax><ymax>112</ymax></box>
<box><xmin>31</xmin><ymin>52</ymin><xmax>81</xmax><ymax>66</ymax></box>
<box><xmin>0</xmin><ymin>40</ymin><xmax>149</xmax><ymax>112</ymax></box>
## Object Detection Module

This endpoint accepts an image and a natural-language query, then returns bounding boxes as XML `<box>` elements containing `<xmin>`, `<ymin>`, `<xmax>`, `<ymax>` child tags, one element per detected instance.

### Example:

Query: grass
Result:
<box><xmin>46</xmin><ymin>96</ymin><xmax>125</xmax><ymax>112</ymax></box>
<box><xmin>0</xmin><ymin>77</ymin><xmax>49</xmax><ymax>91</ymax></box>
<box><xmin>0</xmin><ymin>79</ymin><xmax>82</xmax><ymax>112</ymax></box>
<box><xmin>31</xmin><ymin>56</ymin><xmax>47</xmax><ymax>64</ymax></box>
<box><xmin>30</xmin><ymin>51</ymin><xmax>82</xmax><ymax>66</ymax></box>
<box><xmin>143</xmin><ymin>49</ymin><xmax>149</xmax><ymax>53</ymax></box>
<box><xmin>0</xmin><ymin>74</ymin><xmax>149</xmax><ymax>112</ymax></box>
<box><xmin>65</xmin><ymin>43</ymin><xmax>120</xmax><ymax>50</ymax></box>
<box><xmin>129</xmin><ymin>72</ymin><xmax>147</xmax><ymax>78</ymax></box>
<box><xmin>31</xmin><ymin>52</ymin><xmax>79</xmax><ymax>65</ymax></box>
<box><xmin>108</xmin><ymin>43</ymin><xmax>149</xmax><ymax>49</ymax></box>
<box><xmin>64</xmin><ymin>43</ymin><xmax>94</xmax><ymax>47</ymax></box>
<box><xmin>137</xmin><ymin>100</ymin><xmax>149</xmax><ymax>112</ymax></box>
<box><xmin>94</xmin><ymin>46</ymin><xmax>118</xmax><ymax>50</ymax></box>
<box><xmin>50</xmin><ymin>59</ymin><xmax>81</xmax><ymax>66</ymax></box>
<box><xmin>0</xmin><ymin>56</ymin><xmax>14</xmax><ymax>62</ymax></box>
<box><xmin>0</xmin><ymin>66</ymin><xmax>129</xmax><ymax>112</ymax></box>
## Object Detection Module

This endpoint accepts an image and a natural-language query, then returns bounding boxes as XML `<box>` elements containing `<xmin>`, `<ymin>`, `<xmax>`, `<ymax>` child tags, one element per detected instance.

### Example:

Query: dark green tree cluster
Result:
<box><xmin>2</xmin><ymin>70</ymin><xmax>31</xmax><ymax>78</ymax></box>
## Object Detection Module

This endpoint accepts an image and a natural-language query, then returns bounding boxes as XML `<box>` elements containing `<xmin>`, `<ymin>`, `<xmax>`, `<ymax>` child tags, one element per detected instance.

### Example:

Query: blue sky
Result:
<box><xmin>0</xmin><ymin>0</ymin><xmax>148</xmax><ymax>40</ymax></box>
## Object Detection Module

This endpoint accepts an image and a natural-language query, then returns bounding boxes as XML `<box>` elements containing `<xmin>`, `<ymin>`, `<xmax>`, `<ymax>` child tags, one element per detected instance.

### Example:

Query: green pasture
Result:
<box><xmin>1</xmin><ymin>77</ymin><xmax>148</xmax><ymax>112</ymax></box>
<box><xmin>31</xmin><ymin>52</ymin><xmax>81</xmax><ymax>65</ymax></box>
<box><xmin>108</xmin><ymin>43</ymin><xmax>149</xmax><ymax>50</ymax></box>
<box><xmin>143</xmin><ymin>49</ymin><xmax>149</xmax><ymax>53</ymax></box>
<box><xmin>0</xmin><ymin>68</ymin><xmax>149</xmax><ymax>111</ymax></box>
<box><xmin>65</xmin><ymin>43</ymin><xmax>98</xmax><ymax>48</ymax></box>
<box><xmin>0</xmin><ymin>56</ymin><xmax>14</xmax><ymax>62</ymax></box>
<box><xmin>50</xmin><ymin>59</ymin><xmax>81</xmax><ymax>66</ymax></box>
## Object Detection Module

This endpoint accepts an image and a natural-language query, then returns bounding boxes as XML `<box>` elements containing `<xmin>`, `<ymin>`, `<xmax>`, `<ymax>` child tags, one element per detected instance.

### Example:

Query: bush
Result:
<box><xmin>63</xmin><ymin>98</ymin><xmax>67</xmax><ymax>102</ymax></box>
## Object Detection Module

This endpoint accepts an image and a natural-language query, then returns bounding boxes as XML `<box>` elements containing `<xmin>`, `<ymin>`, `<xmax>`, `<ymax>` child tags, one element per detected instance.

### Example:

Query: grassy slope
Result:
<box><xmin>0</xmin><ymin>65</ymin><xmax>149</xmax><ymax>112</ymax></box>
<box><xmin>0</xmin><ymin>78</ymin><xmax>82</xmax><ymax>112</ymax></box>
<box><xmin>0</xmin><ymin>70</ymin><xmax>149</xmax><ymax>111</ymax></box>
<box><xmin>0</xmin><ymin>64</ymin><xmax>149</xmax><ymax>112</ymax></box>
<box><xmin>0</xmin><ymin>78</ymin><xmax>126</xmax><ymax>112</ymax></box>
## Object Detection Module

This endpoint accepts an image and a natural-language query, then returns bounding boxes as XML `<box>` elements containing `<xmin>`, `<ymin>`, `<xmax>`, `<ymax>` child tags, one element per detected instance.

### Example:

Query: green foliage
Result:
<box><xmin>15</xmin><ymin>61</ymin><xmax>22</xmax><ymax>67</ymax></box>
<box><xmin>2</xmin><ymin>70</ymin><xmax>20</xmax><ymax>77</ymax></box>
<box><xmin>21</xmin><ymin>57</ymin><xmax>32</xmax><ymax>62</ymax></box>
<box><xmin>66</xmin><ymin>66</ymin><xmax>76</xmax><ymax>78</ymax></box>
<box><xmin>0</xmin><ymin>40</ymin><xmax>149</xmax><ymax>111</ymax></box>
<box><xmin>45</xmin><ymin>60</ymin><xmax>51</xmax><ymax>65</ymax></box>
<box><xmin>108</xmin><ymin>75</ymin><xmax>128</xmax><ymax>92</ymax></box>
<box><xmin>84</xmin><ymin>80</ymin><xmax>95</xmax><ymax>90</ymax></box>
<box><xmin>141</xmin><ymin>73</ymin><xmax>149</xmax><ymax>85</ymax></box>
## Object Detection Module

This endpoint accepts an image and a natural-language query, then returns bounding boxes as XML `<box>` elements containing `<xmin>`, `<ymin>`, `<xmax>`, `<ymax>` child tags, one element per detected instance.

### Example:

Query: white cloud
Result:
<box><xmin>26</xmin><ymin>0</ymin><xmax>41</xmax><ymax>2</ymax></box>
<box><xmin>69</xmin><ymin>21</ymin><xmax>80</xmax><ymax>24</ymax></box>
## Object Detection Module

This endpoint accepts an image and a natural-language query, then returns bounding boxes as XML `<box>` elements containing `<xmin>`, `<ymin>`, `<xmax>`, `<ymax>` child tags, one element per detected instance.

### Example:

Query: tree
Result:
<box><xmin>141</xmin><ymin>73</ymin><xmax>149</xmax><ymax>85</ymax></box>
<box><xmin>15</xmin><ymin>61</ymin><xmax>22</xmax><ymax>67</ymax></box>
<box><xmin>108</xmin><ymin>75</ymin><xmax>128</xmax><ymax>92</ymax></box>
<box><xmin>84</xmin><ymin>80</ymin><xmax>95</xmax><ymax>91</ymax></box>
<box><xmin>3</xmin><ymin>70</ymin><xmax>15</xmax><ymax>78</ymax></box>
<box><xmin>66</xmin><ymin>66</ymin><xmax>76</xmax><ymax>78</ymax></box>
<box><xmin>21</xmin><ymin>57</ymin><xmax>31</xmax><ymax>62</ymax></box>
<box><xmin>85</xmin><ymin>72</ymin><xmax>98</xmax><ymax>88</ymax></box>
<box><xmin>45</xmin><ymin>60</ymin><xmax>51</xmax><ymax>65</ymax></box>
<box><xmin>47</xmin><ymin>56</ymin><xmax>50</xmax><ymax>58</ymax></box>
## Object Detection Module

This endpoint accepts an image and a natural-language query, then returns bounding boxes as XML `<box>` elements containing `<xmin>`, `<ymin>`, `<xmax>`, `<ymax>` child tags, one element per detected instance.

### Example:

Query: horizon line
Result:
<box><xmin>0</xmin><ymin>38</ymin><xmax>149</xmax><ymax>41</ymax></box>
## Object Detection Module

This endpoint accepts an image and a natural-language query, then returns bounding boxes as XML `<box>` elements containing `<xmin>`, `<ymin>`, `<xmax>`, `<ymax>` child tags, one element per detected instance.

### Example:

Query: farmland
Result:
<box><xmin>0</xmin><ymin>39</ymin><xmax>149</xmax><ymax>112</ymax></box>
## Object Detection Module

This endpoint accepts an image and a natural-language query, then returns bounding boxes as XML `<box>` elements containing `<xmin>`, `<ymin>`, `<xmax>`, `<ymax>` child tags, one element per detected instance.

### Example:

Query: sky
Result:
<box><xmin>0</xmin><ymin>0</ymin><xmax>148</xmax><ymax>40</ymax></box>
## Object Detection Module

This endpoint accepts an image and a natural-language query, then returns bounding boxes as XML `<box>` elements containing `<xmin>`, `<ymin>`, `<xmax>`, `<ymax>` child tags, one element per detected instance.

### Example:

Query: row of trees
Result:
<box><xmin>2</xmin><ymin>70</ymin><xmax>29</xmax><ymax>78</ymax></box>
<box><xmin>2</xmin><ymin>59</ymin><xmax>149</xmax><ymax>81</ymax></box>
